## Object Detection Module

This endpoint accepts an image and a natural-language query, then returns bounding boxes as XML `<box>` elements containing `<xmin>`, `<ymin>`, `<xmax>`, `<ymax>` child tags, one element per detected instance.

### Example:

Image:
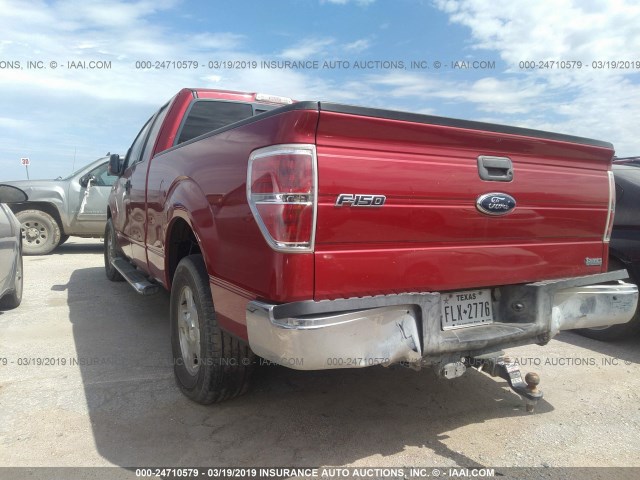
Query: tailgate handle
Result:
<box><xmin>477</xmin><ymin>156</ymin><xmax>513</xmax><ymax>182</ymax></box>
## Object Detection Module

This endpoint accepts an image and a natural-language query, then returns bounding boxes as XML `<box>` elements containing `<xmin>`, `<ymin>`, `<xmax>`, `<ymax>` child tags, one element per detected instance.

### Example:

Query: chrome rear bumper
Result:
<box><xmin>246</xmin><ymin>271</ymin><xmax>638</xmax><ymax>370</ymax></box>
<box><xmin>551</xmin><ymin>282</ymin><xmax>638</xmax><ymax>331</ymax></box>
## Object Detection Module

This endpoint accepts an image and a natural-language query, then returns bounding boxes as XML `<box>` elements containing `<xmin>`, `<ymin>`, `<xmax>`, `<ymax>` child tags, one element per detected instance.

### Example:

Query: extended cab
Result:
<box><xmin>106</xmin><ymin>88</ymin><xmax>638</xmax><ymax>405</ymax></box>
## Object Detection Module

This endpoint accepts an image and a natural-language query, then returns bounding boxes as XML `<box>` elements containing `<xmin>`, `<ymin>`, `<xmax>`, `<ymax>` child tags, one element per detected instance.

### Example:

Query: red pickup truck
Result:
<box><xmin>105</xmin><ymin>88</ymin><xmax>638</xmax><ymax>406</ymax></box>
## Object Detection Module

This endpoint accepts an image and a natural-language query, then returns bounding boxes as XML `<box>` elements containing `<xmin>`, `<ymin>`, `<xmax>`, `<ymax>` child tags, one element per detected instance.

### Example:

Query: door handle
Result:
<box><xmin>477</xmin><ymin>156</ymin><xmax>513</xmax><ymax>182</ymax></box>
<box><xmin>124</xmin><ymin>179</ymin><xmax>131</xmax><ymax>194</ymax></box>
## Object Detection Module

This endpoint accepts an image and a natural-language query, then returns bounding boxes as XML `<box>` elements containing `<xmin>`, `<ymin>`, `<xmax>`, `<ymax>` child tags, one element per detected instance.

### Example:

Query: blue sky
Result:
<box><xmin>1</xmin><ymin>0</ymin><xmax>639</xmax><ymax>180</ymax></box>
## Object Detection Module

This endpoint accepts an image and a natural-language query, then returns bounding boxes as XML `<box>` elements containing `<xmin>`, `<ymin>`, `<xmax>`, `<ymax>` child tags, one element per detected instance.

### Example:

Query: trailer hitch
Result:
<box><xmin>467</xmin><ymin>354</ymin><xmax>543</xmax><ymax>412</ymax></box>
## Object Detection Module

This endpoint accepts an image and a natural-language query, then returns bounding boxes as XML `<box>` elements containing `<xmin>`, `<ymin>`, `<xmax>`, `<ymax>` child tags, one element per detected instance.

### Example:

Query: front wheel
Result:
<box><xmin>171</xmin><ymin>254</ymin><xmax>254</xmax><ymax>404</ymax></box>
<box><xmin>16</xmin><ymin>210</ymin><xmax>61</xmax><ymax>255</ymax></box>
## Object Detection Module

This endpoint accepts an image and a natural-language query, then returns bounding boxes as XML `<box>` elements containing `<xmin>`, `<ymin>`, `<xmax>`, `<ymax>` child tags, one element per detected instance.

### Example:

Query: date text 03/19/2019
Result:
<box><xmin>519</xmin><ymin>60</ymin><xmax>640</xmax><ymax>69</ymax></box>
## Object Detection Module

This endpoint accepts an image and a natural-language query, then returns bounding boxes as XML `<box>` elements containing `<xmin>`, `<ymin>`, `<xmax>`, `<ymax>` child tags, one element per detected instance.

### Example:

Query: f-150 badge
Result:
<box><xmin>476</xmin><ymin>192</ymin><xmax>516</xmax><ymax>216</ymax></box>
<box><xmin>335</xmin><ymin>194</ymin><xmax>386</xmax><ymax>207</ymax></box>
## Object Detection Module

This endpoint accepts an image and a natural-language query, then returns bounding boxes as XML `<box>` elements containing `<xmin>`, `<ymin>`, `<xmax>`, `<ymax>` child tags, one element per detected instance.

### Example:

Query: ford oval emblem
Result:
<box><xmin>476</xmin><ymin>192</ymin><xmax>516</xmax><ymax>216</ymax></box>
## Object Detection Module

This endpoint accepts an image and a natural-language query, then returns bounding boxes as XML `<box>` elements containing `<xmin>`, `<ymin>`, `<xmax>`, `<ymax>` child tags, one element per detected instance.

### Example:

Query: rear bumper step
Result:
<box><xmin>111</xmin><ymin>258</ymin><xmax>160</xmax><ymax>295</ymax></box>
<box><xmin>246</xmin><ymin>270</ymin><xmax>638</xmax><ymax>370</ymax></box>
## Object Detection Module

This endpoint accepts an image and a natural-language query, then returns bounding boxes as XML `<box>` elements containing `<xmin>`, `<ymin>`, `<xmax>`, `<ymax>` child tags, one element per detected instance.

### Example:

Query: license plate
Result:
<box><xmin>441</xmin><ymin>289</ymin><xmax>493</xmax><ymax>330</ymax></box>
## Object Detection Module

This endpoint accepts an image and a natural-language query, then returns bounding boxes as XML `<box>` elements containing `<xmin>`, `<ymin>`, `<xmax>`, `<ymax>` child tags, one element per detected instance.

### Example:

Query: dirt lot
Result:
<box><xmin>1</xmin><ymin>238</ymin><xmax>640</xmax><ymax>473</ymax></box>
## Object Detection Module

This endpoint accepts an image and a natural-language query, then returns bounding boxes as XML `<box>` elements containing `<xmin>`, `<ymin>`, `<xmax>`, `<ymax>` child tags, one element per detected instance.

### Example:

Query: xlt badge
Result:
<box><xmin>585</xmin><ymin>257</ymin><xmax>603</xmax><ymax>266</ymax></box>
<box><xmin>335</xmin><ymin>194</ymin><xmax>386</xmax><ymax>207</ymax></box>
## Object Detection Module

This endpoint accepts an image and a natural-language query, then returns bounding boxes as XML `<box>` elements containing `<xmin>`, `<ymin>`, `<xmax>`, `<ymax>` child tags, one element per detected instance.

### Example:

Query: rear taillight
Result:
<box><xmin>247</xmin><ymin>144</ymin><xmax>317</xmax><ymax>252</ymax></box>
<box><xmin>603</xmin><ymin>170</ymin><xmax>616</xmax><ymax>243</ymax></box>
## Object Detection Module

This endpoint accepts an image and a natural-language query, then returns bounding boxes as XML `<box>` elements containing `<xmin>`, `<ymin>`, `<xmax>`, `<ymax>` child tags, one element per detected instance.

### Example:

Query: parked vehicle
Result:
<box><xmin>0</xmin><ymin>185</ymin><xmax>27</xmax><ymax>309</ymax></box>
<box><xmin>105</xmin><ymin>88</ymin><xmax>638</xmax><ymax>405</ymax></box>
<box><xmin>3</xmin><ymin>157</ymin><xmax>118</xmax><ymax>255</ymax></box>
<box><xmin>577</xmin><ymin>156</ymin><xmax>640</xmax><ymax>341</ymax></box>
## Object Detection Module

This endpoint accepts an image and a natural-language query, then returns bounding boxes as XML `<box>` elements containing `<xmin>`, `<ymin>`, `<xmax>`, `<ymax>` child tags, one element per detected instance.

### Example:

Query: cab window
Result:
<box><xmin>177</xmin><ymin>101</ymin><xmax>253</xmax><ymax>144</ymax></box>
<box><xmin>88</xmin><ymin>162</ymin><xmax>118</xmax><ymax>187</ymax></box>
<box><xmin>140</xmin><ymin>104</ymin><xmax>169</xmax><ymax>164</ymax></box>
<box><xmin>126</xmin><ymin>117</ymin><xmax>154</xmax><ymax>167</ymax></box>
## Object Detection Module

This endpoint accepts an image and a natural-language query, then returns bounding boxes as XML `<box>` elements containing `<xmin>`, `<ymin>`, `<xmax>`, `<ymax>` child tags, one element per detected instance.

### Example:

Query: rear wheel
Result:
<box><xmin>16</xmin><ymin>210</ymin><xmax>61</xmax><ymax>255</ymax></box>
<box><xmin>577</xmin><ymin>257</ymin><xmax>640</xmax><ymax>341</ymax></box>
<box><xmin>171</xmin><ymin>254</ymin><xmax>254</xmax><ymax>404</ymax></box>
<box><xmin>58</xmin><ymin>234</ymin><xmax>70</xmax><ymax>246</ymax></box>
<box><xmin>0</xmin><ymin>249</ymin><xmax>23</xmax><ymax>309</ymax></box>
<box><xmin>104</xmin><ymin>218</ymin><xmax>124</xmax><ymax>281</ymax></box>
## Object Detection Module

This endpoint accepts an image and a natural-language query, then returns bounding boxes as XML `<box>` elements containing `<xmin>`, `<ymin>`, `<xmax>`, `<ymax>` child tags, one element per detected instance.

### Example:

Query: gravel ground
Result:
<box><xmin>0</xmin><ymin>238</ymin><xmax>639</xmax><ymax>476</ymax></box>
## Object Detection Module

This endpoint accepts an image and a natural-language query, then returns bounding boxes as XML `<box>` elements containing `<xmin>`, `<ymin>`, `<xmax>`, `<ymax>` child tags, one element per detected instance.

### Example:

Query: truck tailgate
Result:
<box><xmin>313</xmin><ymin>104</ymin><xmax>615</xmax><ymax>300</ymax></box>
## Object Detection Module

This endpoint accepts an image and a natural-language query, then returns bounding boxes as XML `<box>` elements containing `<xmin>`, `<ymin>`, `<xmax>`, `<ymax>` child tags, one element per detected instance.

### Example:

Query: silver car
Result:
<box><xmin>3</xmin><ymin>156</ymin><xmax>118</xmax><ymax>255</ymax></box>
<box><xmin>0</xmin><ymin>185</ymin><xmax>26</xmax><ymax>309</ymax></box>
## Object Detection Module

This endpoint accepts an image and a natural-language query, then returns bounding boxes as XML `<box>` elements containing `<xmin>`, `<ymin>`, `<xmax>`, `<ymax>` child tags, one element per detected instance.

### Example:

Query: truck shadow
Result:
<box><xmin>554</xmin><ymin>331</ymin><xmax>640</xmax><ymax>365</ymax></box>
<box><xmin>53</xmin><ymin>240</ymin><xmax>104</xmax><ymax>255</ymax></box>
<box><xmin>66</xmin><ymin>267</ymin><xmax>553</xmax><ymax>468</ymax></box>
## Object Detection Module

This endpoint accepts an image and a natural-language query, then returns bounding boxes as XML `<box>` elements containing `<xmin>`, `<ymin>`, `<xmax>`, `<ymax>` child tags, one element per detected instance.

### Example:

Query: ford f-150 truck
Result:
<box><xmin>105</xmin><ymin>88</ymin><xmax>638</xmax><ymax>406</ymax></box>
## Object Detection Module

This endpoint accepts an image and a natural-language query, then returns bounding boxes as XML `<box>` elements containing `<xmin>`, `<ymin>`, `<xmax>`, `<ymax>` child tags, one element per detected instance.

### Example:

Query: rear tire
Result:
<box><xmin>576</xmin><ymin>257</ymin><xmax>640</xmax><ymax>341</ymax></box>
<box><xmin>16</xmin><ymin>210</ymin><xmax>61</xmax><ymax>255</ymax></box>
<box><xmin>58</xmin><ymin>234</ymin><xmax>70</xmax><ymax>246</ymax></box>
<box><xmin>104</xmin><ymin>218</ymin><xmax>124</xmax><ymax>282</ymax></box>
<box><xmin>171</xmin><ymin>254</ymin><xmax>254</xmax><ymax>404</ymax></box>
<box><xmin>0</xmin><ymin>249</ymin><xmax>23</xmax><ymax>309</ymax></box>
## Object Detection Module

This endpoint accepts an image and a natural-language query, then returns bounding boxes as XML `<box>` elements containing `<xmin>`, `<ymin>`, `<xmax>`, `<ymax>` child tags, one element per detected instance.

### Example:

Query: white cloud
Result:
<box><xmin>278</xmin><ymin>37</ymin><xmax>372</xmax><ymax>60</ymax></box>
<box><xmin>53</xmin><ymin>0</ymin><xmax>178</xmax><ymax>28</ymax></box>
<box><xmin>0</xmin><ymin>117</ymin><xmax>31</xmax><ymax>130</ymax></box>
<box><xmin>522</xmin><ymin>74</ymin><xmax>640</xmax><ymax>156</ymax></box>
<box><xmin>188</xmin><ymin>33</ymin><xmax>246</xmax><ymax>51</ymax></box>
<box><xmin>368</xmin><ymin>73</ymin><xmax>546</xmax><ymax>114</ymax></box>
<box><xmin>344</xmin><ymin>39</ymin><xmax>371</xmax><ymax>53</ymax></box>
<box><xmin>279</xmin><ymin>38</ymin><xmax>335</xmax><ymax>60</ymax></box>
<box><xmin>434</xmin><ymin>0</ymin><xmax>640</xmax><ymax>64</ymax></box>
<box><xmin>432</xmin><ymin>0</ymin><xmax>640</xmax><ymax>155</ymax></box>
<box><xmin>0</xmin><ymin>0</ymin><xmax>251</xmax><ymax>105</ymax></box>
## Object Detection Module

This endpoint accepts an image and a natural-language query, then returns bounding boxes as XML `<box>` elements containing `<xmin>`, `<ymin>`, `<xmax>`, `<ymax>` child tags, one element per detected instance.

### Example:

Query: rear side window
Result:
<box><xmin>177</xmin><ymin>101</ymin><xmax>254</xmax><ymax>144</ymax></box>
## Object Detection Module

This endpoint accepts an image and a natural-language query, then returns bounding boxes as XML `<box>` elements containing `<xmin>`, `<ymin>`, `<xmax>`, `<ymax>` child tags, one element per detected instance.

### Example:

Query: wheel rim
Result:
<box><xmin>21</xmin><ymin>220</ymin><xmax>48</xmax><ymax>247</ymax></box>
<box><xmin>178</xmin><ymin>286</ymin><xmax>201</xmax><ymax>375</ymax></box>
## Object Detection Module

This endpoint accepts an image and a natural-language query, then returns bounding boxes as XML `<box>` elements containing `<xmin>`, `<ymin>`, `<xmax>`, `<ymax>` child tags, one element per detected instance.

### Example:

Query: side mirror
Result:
<box><xmin>108</xmin><ymin>153</ymin><xmax>124</xmax><ymax>176</ymax></box>
<box><xmin>0</xmin><ymin>185</ymin><xmax>28</xmax><ymax>203</ymax></box>
<box><xmin>79</xmin><ymin>174</ymin><xmax>96</xmax><ymax>188</ymax></box>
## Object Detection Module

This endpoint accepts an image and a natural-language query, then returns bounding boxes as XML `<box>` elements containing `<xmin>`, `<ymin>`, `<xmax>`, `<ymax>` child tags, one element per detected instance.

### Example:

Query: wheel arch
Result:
<box><xmin>163</xmin><ymin>177</ymin><xmax>217</xmax><ymax>289</ymax></box>
<box><xmin>165</xmin><ymin>214</ymin><xmax>205</xmax><ymax>289</ymax></box>
<box><xmin>608</xmin><ymin>250</ymin><xmax>640</xmax><ymax>283</ymax></box>
<box><xmin>10</xmin><ymin>202</ymin><xmax>66</xmax><ymax>235</ymax></box>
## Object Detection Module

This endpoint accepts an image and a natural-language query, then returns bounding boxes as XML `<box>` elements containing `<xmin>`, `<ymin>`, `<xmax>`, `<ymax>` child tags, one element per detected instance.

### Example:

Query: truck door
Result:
<box><xmin>120</xmin><ymin>105</ymin><xmax>169</xmax><ymax>267</ymax></box>
<box><xmin>76</xmin><ymin>161</ymin><xmax>118</xmax><ymax>225</ymax></box>
<box><xmin>115</xmin><ymin>117</ymin><xmax>154</xmax><ymax>259</ymax></box>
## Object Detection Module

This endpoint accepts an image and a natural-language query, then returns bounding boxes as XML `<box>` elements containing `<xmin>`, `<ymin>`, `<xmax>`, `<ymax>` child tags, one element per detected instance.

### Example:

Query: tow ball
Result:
<box><xmin>467</xmin><ymin>355</ymin><xmax>543</xmax><ymax>412</ymax></box>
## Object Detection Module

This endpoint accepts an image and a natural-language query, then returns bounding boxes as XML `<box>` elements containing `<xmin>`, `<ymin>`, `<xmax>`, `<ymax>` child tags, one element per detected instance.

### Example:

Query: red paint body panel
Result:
<box><xmin>313</xmin><ymin>111</ymin><xmax>613</xmax><ymax>299</ymax></box>
<box><xmin>145</xmin><ymin>108</ymin><xmax>318</xmax><ymax>336</ymax></box>
<box><xmin>153</xmin><ymin>89</ymin><xmax>194</xmax><ymax>154</ymax></box>
<box><xmin>109</xmin><ymin>89</ymin><xmax>615</xmax><ymax>342</ymax></box>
